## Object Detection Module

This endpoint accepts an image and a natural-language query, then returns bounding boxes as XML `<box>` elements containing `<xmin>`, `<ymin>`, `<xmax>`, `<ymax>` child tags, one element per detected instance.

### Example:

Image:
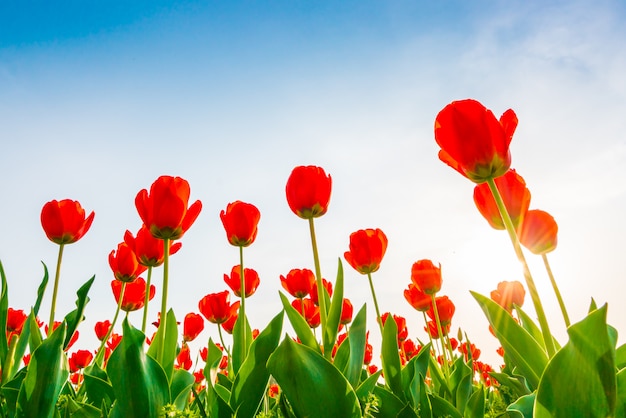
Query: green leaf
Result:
<box><xmin>204</xmin><ymin>382</ymin><xmax>233</xmax><ymax>418</ymax></box>
<box><xmin>203</xmin><ymin>337</ymin><xmax>225</xmax><ymax>387</ymax></box>
<box><xmin>371</xmin><ymin>385</ymin><xmax>409</xmax><ymax>418</ymax></box>
<box><xmin>63</xmin><ymin>276</ymin><xmax>94</xmax><ymax>350</ymax></box>
<box><xmin>449</xmin><ymin>357</ymin><xmax>472</xmax><ymax>414</ymax></box>
<box><xmin>267</xmin><ymin>337</ymin><xmax>362</xmax><ymax>417</ymax></box>
<box><xmin>146</xmin><ymin>308</ymin><xmax>179</xmax><ymax>381</ymax></box>
<box><xmin>429</xmin><ymin>393</ymin><xmax>463</xmax><ymax>418</ymax></box>
<box><xmin>278</xmin><ymin>292</ymin><xmax>320</xmax><ymax>353</ymax></box>
<box><xmin>33</xmin><ymin>262</ymin><xmax>50</xmax><ymax>316</ymax></box>
<box><xmin>535</xmin><ymin>305</ymin><xmax>616</xmax><ymax>418</ymax></box>
<box><xmin>355</xmin><ymin>369</ymin><xmax>382</xmax><ymax>400</ymax></box>
<box><xmin>489</xmin><ymin>372</ymin><xmax>531</xmax><ymax>398</ymax></box>
<box><xmin>0</xmin><ymin>260</ymin><xmax>9</xmax><ymax>361</ymax></box>
<box><xmin>107</xmin><ymin>318</ymin><xmax>169</xmax><ymax>418</ymax></box>
<box><xmin>324</xmin><ymin>258</ymin><xmax>345</xmax><ymax>356</ymax></box>
<box><xmin>1</xmin><ymin>368</ymin><xmax>26</xmax><ymax>417</ymax></box>
<box><xmin>83</xmin><ymin>362</ymin><xmax>114</xmax><ymax>410</ymax></box>
<box><xmin>343</xmin><ymin>304</ymin><xmax>367</xmax><ymax>388</ymax></box>
<box><xmin>507</xmin><ymin>393</ymin><xmax>535</xmax><ymax>418</ymax></box>
<box><xmin>472</xmin><ymin>291</ymin><xmax>548</xmax><ymax>390</ymax></box>
<box><xmin>615</xmin><ymin>368</ymin><xmax>626</xmax><ymax>417</ymax></box>
<box><xmin>229</xmin><ymin>311</ymin><xmax>283</xmax><ymax>418</ymax></box>
<box><xmin>231</xmin><ymin>311</ymin><xmax>253</xmax><ymax>374</ymax></box>
<box><xmin>170</xmin><ymin>368</ymin><xmax>195</xmax><ymax>410</ymax></box>
<box><xmin>464</xmin><ymin>386</ymin><xmax>485</xmax><ymax>418</ymax></box>
<box><xmin>616</xmin><ymin>343</ymin><xmax>626</xmax><ymax>370</ymax></box>
<box><xmin>381</xmin><ymin>315</ymin><xmax>403</xmax><ymax>399</ymax></box>
<box><xmin>17</xmin><ymin>321</ymin><xmax>69</xmax><ymax>418</ymax></box>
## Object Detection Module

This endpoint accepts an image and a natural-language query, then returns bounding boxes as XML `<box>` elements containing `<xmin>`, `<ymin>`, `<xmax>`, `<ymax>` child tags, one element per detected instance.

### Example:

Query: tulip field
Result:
<box><xmin>1</xmin><ymin>98</ymin><xmax>624</xmax><ymax>417</ymax></box>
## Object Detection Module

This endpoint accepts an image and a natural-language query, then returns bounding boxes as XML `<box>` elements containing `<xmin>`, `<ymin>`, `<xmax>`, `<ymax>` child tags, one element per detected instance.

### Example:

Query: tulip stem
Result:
<box><xmin>239</xmin><ymin>245</ymin><xmax>248</xmax><ymax>357</ymax></box>
<box><xmin>48</xmin><ymin>243</ymin><xmax>65</xmax><ymax>333</ymax></box>
<box><xmin>95</xmin><ymin>281</ymin><xmax>126</xmax><ymax>367</ymax></box>
<box><xmin>158</xmin><ymin>238</ymin><xmax>171</xmax><ymax>364</ymax></box>
<box><xmin>430</xmin><ymin>294</ymin><xmax>450</xmax><ymax>380</ymax></box>
<box><xmin>308</xmin><ymin>218</ymin><xmax>329</xmax><ymax>357</ymax></box>
<box><xmin>218</xmin><ymin>324</ymin><xmax>232</xmax><ymax>359</ymax></box>
<box><xmin>486</xmin><ymin>178</ymin><xmax>556</xmax><ymax>357</ymax></box>
<box><xmin>141</xmin><ymin>266</ymin><xmax>153</xmax><ymax>334</ymax></box>
<box><xmin>542</xmin><ymin>254</ymin><xmax>570</xmax><ymax>328</ymax></box>
<box><xmin>366</xmin><ymin>272</ymin><xmax>383</xmax><ymax>336</ymax></box>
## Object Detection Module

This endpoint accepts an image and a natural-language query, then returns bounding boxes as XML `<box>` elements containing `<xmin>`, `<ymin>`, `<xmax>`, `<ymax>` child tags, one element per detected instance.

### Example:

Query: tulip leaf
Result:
<box><xmin>171</xmin><ymin>368</ymin><xmax>195</xmax><ymax>410</ymax></box>
<box><xmin>17</xmin><ymin>321</ymin><xmax>69</xmax><ymax>418</ymax></box>
<box><xmin>267</xmin><ymin>337</ymin><xmax>362</xmax><ymax>418</ymax></box>
<box><xmin>507</xmin><ymin>393</ymin><xmax>535</xmax><ymax>418</ymax></box>
<box><xmin>372</xmin><ymin>385</ymin><xmax>415</xmax><ymax>418</ymax></box>
<box><xmin>146</xmin><ymin>308</ymin><xmax>178</xmax><ymax>381</ymax></box>
<box><xmin>278</xmin><ymin>291</ymin><xmax>321</xmax><ymax>353</ymax></box>
<box><xmin>534</xmin><ymin>304</ymin><xmax>616</xmax><ymax>418</ymax></box>
<box><xmin>381</xmin><ymin>316</ymin><xmax>403</xmax><ymax>400</ymax></box>
<box><xmin>472</xmin><ymin>291</ymin><xmax>548</xmax><ymax>390</ymax></box>
<box><xmin>615</xmin><ymin>368</ymin><xmax>626</xmax><ymax>417</ymax></box>
<box><xmin>231</xmin><ymin>311</ymin><xmax>253</xmax><ymax>374</ymax></box>
<box><xmin>108</xmin><ymin>318</ymin><xmax>169</xmax><ymax>418</ymax></box>
<box><xmin>616</xmin><ymin>343</ymin><xmax>626</xmax><ymax>370</ymax></box>
<box><xmin>1</xmin><ymin>368</ymin><xmax>26</xmax><ymax>417</ymax></box>
<box><xmin>343</xmin><ymin>304</ymin><xmax>367</xmax><ymax>388</ymax></box>
<box><xmin>449</xmin><ymin>356</ymin><xmax>472</xmax><ymax>414</ymax></box>
<box><xmin>355</xmin><ymin>369</ymin><xmax>382</xmax><ymax>400</ymax></box>
<box><xmin>0</xmin><ymin>261</ymin><xmax>9</xmax><ymax>361</ymax></box>
<box><xmin>204</xmin><ymin>382</ymin><xmax>233</xmax><ymax>418</ymax></box>
<box><xmin>63</xmin><ymin>275</ymin><xmax>94</xmax><ymax>350</ymax></box>
<box><xmin>83</xmin><ymin>362</ymin><xmax>115</xmax><ymax>410</ymax></box>
<box><xmin>33</xmin><ymin>262</ymin><xmax>50</xmax><ymax>316</ymax></box>
<box><xmin>325</xmin><ymin>258</ymin><xmax>345</xmax><ymax>355</ymax></box>
<box><xmin>429</xmin><ymin>393</ymin><xmax>462</xmax><ymax>418</ymax></box>
<box><xmin>229</xmin><ymin>311</ymin><xmax>283</xmax><ymax>418</ymax></box>
<box><xmin>465</xmin><ymin>385</ymin><xmax>485</xmax><ymax>418</ymax></box>
<box><xmin>203</xmin><ymin>337</ymin><xmax>224</xmax><ymax>387</ymax></box>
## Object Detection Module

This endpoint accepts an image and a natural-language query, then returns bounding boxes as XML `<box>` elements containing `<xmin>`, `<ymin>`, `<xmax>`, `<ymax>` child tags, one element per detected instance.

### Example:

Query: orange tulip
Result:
<box><xmin>490</xmin><ymin>280</ymin><xmax>526</xmax><ymax>312</ymax></box>
<box><xmin>518</xmin><ymin>209</ymin><xmax>558</xmax><ymax>254</ymax></box>
<box><xmin>473</xmin><ymin>169</ymin><xmax>531</xmax><ymax>230</ymax></box>
<box><xmin>410</xmin><ymin>259</ymin><xmax>442</xmax><ymax>295</ymax></box>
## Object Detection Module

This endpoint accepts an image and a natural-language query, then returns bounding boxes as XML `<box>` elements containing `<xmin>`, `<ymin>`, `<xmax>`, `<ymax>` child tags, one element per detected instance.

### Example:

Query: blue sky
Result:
<box><xmin>1</xmin><ymin>0</ymin><xmax>626</xmax><ymax>366</ymax></box>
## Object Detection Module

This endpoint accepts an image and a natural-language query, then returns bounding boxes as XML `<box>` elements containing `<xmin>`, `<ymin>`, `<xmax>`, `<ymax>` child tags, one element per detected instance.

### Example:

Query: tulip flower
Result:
<box><xmin>280</xmin><ymin>268</ymin><xmax>316</xmax><ymax>299</ymax></box>
<box><xmin>340</xmin><ymin>298</ymin><xmax>354</xmax><ymax>325</ymax></box>
<box><xmin>410</xmin><ymin>259</ymin><xmax>442</xmax><ymax>295</ymax></box>
<box><xmin>381</xmin><ymin>313</ymin><xmax>408</xmax><ymax>342</ymax></box>
<box><xmin>94</xmin><ymin>320</ymin><xmax>111</xmax><ymax>341</ymax></box>
<box><xmin>473</xmin><ymin>169</ymin><xmax>531</xmax><ymax>230</ymax></box>
<box><xmin>427</xmin><ymin>296</ymin><xmax>456</xmax><ymax>326</ymax></box>
<box><xmin>490</xmin><ymin>280</ymin><xmax>525</xmax><ymax>313</ymax></box>
<box><xmin>6</xmin><ymin>308</ymin><xmax>27</xmax><ymax>340</ymax></box>
<box><xmin>224</xmin><ymin>265</ymin><xmax>260</xmax><ymax>298</ymax></box>
<box><xmin>182</xmin><ymin>312</ymin><xmax>205</xmax><ymax>343</ymax></box>
<box><xmin>291</xmin><ymin>298</ymin><xmax>321</xmax><ymax>329</ymax></box>
<box><xmin>434</xmin><ymin>99</ymin><xmax>517</xmax><ymax>183</ymax></box>
<box><xmin>220</xmin><ymin>201</ymin><xmax>261</xmax><ymax>247</ymax></box>
<box><xmin>404</xmin><ymin>283</ymin><xmax>431</xmax><ymax>312</ymax></box>
<box><xmin>198</xmin><ymin>291</ymin><xmax>234</xmax><ymax>325</ymax></box>
<box><xmin>111</xmin><ymin>278</ymin><xmax>155</xmax><ymax>312</ymax></box>
<box><xmin>285</xmin><ymin>165</ymin><xmax>332</xmax><ymax>219</ymax></box>
<box><xmin>109</xmin><ymin>242</ymin><xmax>147</xmax><ymax>283</ymax></box>
<box><xmin>518</xmin><ymin>209</ymin><xmax>558</xmax><ymax>255</ymax></box>
<box><xmin>69</xmin><ymin>349</ymin><xmax>94</xmax><ymax>371</ymax></box>
<box><xmin>41</xmin><ymin>199</ymin><xmax>95</xmax><ymax>245</ymax></box>
<box><xmin>220</xmin><ymin>301</ymin><xmax>241</xmax><ymax>334</ymax></box>
<box><xmin>135</xmin><ymin>175</ymin><xmax>202</xmax><ymax>241</ymax></box>
<box><xmin>309</xmin><ymin>277</ymin><xmax>333</xmax><ymax>306</ymax></box>
<box><xmin>175</xmin><ymin>344</ymin><xmax>192</xmax><ymax>371</ymax></box>
<box><xmin>124</xmin><ymin>226</ymin><xmax>182</xmax><ymax>268</ymax></box>
<box><xmin>344</xmin><ymin>228</ymin><xmax>388</xmax><ymax>275</ymax></box>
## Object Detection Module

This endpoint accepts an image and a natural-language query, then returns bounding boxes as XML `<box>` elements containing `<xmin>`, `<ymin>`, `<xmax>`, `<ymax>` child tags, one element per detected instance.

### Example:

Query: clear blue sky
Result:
<box><xmin>1</xmin><ymin>0</ymin><xmax>625</xmax><ymax>366</ymax></box>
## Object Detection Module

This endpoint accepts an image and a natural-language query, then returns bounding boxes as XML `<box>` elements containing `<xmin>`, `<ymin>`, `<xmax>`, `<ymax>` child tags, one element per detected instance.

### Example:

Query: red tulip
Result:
<box><xmin>6</xmin><ymin>308</ymin><xmax>27</xmax><ymax>335</ymax></box>
<box><xmin>340</xmin><ymin>298</ymin><xmax>354</xmax><ymax>325</ymax></box>
<box><xmin>220</xmin><ymin>301</ymin><xmax>241</xmax><ymax>334</ymax></box>
<box><xmin>425</xmin><ymin>320</ymin><xmax>451</xmax><ymax>339</ymax></box>
<box><xmin>135</xmin><ymin>175</ymin><xmax>202</xmax><ymax>240</ymax></box>
<box><xmin>285</xmin><ymin>165</ymin><xmax>332</xmax><ymax>219</ymax></box>
<box><xmin>41</xmin><ymin>199</ymin><xmax>95</xmax><ymax>245</ymax></box>
<box><xmin>490</xmin><ymin>280</ymin><xmax>525</xmax><ymax>312</ymax></box>
<box><xmin>427</xmin><ymin>295</ymin><xmax>455</xmax><ymax>325</ymax></box>
<box><xmin>111</xmin><ymin>278</ymin><xmax>155</xmax><ymax>312</ymax></box>
<box><xmin>94</xmin><ymin>320</ymin><xmax>111</xmax><ymax>341</ymax></box>
<box><xmin>344</xmin><ymin>228</ymin><xmax>388</xmax><ymax>275</ymax></box>
<box><xmin>108</xmin><ymin>242</ymin><xmax>147</xmax><ymax>283</ymax></box>
<box><xmin>183</xmin><ymin>312</ymin><xmax>205</xmax><ymax>343</ymax></box>
<box><xmin>410</xmin><ymin>259</ymin><xmax>442</xmax><ymax>295</ymax></box>
<box><xmin>404</xmin><ymin>283</ymin><xmax>431</xmax><ymax>312</ymax></box>
<box><xmin>220</xmin><ymin>201</ymin><xmax>261</xmax><ymax>247</ymax></box>
<box><xmin>124</xmin><ymin>226</ymin><xmax>182</xmax><ymax>267</ymax></box>
<box><xmin>434</xmin><ymin>99</ymin><xmax>517</xmax><ymax>183</ymax></box>
<box><xmin>69</xmin><ymin>349</ymin><xmax>93</xmax><ymax>371</ymax></box>
<box><xmin>518</xmin><ymin>209</ymin><xmax>558</xmax><ymax>254</ymax></box>
<box><xmin>224</xmin><ymin>265</ymin><xmax>261</xmax><ymax>298</ymax></box>
<box><xmin>381</xmin><ymin>313</ymin><xmax>408</xmax><ymax>342</ymax></box>
<box><xmin>198</xmin><ymin>291</ymin><xmax>233</xmax><ymax>325</ymax></box>
<box><xmin>280</xmin><ymin>268</ymin><xmax>316</xmax><ymax>299</ymax></box>
<box><xmin>291</xmin><ymin>298</ymin><xmax>320</xmax><ymax>328</ymax></box>
<box><xmin>176</xmin><ymin>344</ymin><xmax>192</xmax><ymax>370</ymax></box>
<box><xmin>309</xmin><ymin>278</ymin><xmax>332</xmax><ymax>306</ymax></box>
<box><xmin>473</xmin><ymin>169</ymin><xmax>531</xmax><ymax>230</ymax></box>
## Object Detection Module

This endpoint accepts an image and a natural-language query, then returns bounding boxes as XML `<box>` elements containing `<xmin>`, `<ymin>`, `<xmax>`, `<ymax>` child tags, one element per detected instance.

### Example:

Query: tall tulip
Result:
<box><xmin>473</xmin><ymin>169</ymin><xmax>531</xmax><ymax>230</ymax></box>
<box><xmin>410</xmin><ymin>259</ymin><xmax>442</xmax><ymax>295</ymax></box>
<box><xmin>224</xmin><ymin>265</ymin><xmax>260</xmax><ymax>298</ymax></box>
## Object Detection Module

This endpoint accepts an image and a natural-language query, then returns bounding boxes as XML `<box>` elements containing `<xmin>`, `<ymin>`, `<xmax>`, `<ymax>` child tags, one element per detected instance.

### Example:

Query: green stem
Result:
<box><xmin>486</xmin><ymin>178</ymin><xmax>556</xmax><ymax>357</ymax></box>
<box><xmin>141</xmin><ymin>266</ymin><xmax>153</xmax><ymax>334</ymax></box>
<box><xmin>430</xmin><ymin>294</ymin><xmax>450</xmax><ymax>380</ymax></box>
<box><xmin>308</xmin><ymin>218</ymin><xmax>329</xmax><ymax>356</ymax></box>
<box><xmin>542</xmin><ymin>253</ymin><xmax>570</xmax><ymax>328</ymax></box>
<box><xmin>422</xmin><ymin>311</ymin><xmax>436</xmax><ymax>356</ymax></box>
<box><xmin>48</xmin><ymin>243</ymin><xmax>65</xmax><ymax>332</ymax></box>
<box><xmin>95</xmin><ymin>281</ymin><xmax>126</xmax><ymax>367</ymax></box>
<box><xmin>238</xmin><ymin>245</ymin><xmax>248</xmax><ymax>357</ymax></box>
<box><xmin>218</xmin><ymin>324</ymin><xmax>232</xmax><ymax>359</ymax></box>
<box><xmin>158</xmin><ymin>238</ymin><xmax>170</xmax><ymax>364</ymax></box>
<box><xmin>367</xmin><ymin>272</ymin><xmax>384</xmax><ymax>336</ymax></box>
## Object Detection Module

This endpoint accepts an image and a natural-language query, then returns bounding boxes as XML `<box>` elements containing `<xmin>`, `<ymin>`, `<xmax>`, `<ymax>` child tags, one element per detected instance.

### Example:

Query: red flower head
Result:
<box><xmin>404</xmin><ymin>283</ymin><xmax>431</xmax><ymax>312</ymax></box>
<box><xmin>411</xmin><ymin>259</ymin><xmax>442</xmax><ymax>295</ymax></box>
<box><xmin>280</xmin><ymin>268</ymin><xmax>316</xmax><ymax>299</ymax></box>
<box><xmin>309</xmin><ymin>278</ymin><xmax>332</xmax><ymax>306</ymax></box>
<box><xmin>425</xmin><ymin>320</ymin><xmax>451</xmax><ymax>339</ymax></box>
<box><xmin>291</xmin><ymin>298</ymin><xmax>321</xmax><ymax>329</ymax></box>
<box><xmin>427</xmin><ymin>295</ymin><xmax>456</xmax><ymax>326</ymax></box>
<box><xmin>124</xmin><ymin>226</ymin><xmax>182</xmax><ymax>268</ymax></box>
<box><xmin>518</xmin><ymin>209</ymin><xmax>558</xmax><ymax>254</ymax></box>
<box><xmin>435</xmin><ymin>99</ymin><xmax>517</xmax><ymax>183</ymax></box>
<box><xmin>344</xmin><ymin>228</ymin><xmax>388</xmax><ymax>275</ymax></box>
<box><xmin>94</xmin><ymin>320</ymin><xmax>111</xmax><ymax>341</ymax></box>
<box><xmin>135</xmin><ymin>175</ymin><xmax>202</xmax><ymax>240</ymax></box>
<box><xmin>69</xmin><ymin>349</ymin><xmax>94</xmax><ymax>372</ymax></box>
<box><xmin>224</xmin><ymin>265</ymin><xmax>261</xmax><ymax>298</ymax></box>
<box><xmin>220</xmin><ymin>201</ymin><xmax>261</xmax><ymax>247</ymax></box>
<box><xmin>285</xmin><ymin>165</ymin><xmax>332</xmax><ymax>219</ymax></box>
<box><xmin>6</xmin><ymin>308</ymin><xmax>27</xmax><ymax>337</ymax></box>
<box><xmin>490</xmin><ymin>280</ymin><xmax>525</xmax><ymax>312</ymax></box>
<box><xmin>41</xmin><ymin>199</ymin><xmax>95</xmax><ymax>245</ymax></box>
<box><xmin>340</xmin><ymin>298</ymin><xmax>354</xmax><ymax>325</ymax></box>
<box><xmin>109</xmin><ymin>242</ymin><xmax>147</xmax><ymax>283</ymax></box>
<box><xmin>381</xmin><ymin>313</ymin><xmax>408</xmax><ymax>342</ymax></box>
<box><xmin>111</xmin><ymin>278</ymin><xmax>155</xmax><ymax>312</ymax></box>
<box><xmin>183</xmin><ymin>312</ymin><xmax>205</xmax><ymax>343</ymax></box>
<box><xmin>473</xmin><ymin>169</ymin><xmax>531</xmax><ymax>230</ymax></box>
<box><xmin>220</xmin><ymin>301</ymin><xmax>241</xmax><ymax>334</ymax></box>
<box><xmin>198</xmin><ymin>291</ymin><xmax>234</xmax><ymax>325</ymax></box>
<box><xmin>176</xmin><ymin>344</ymin><xmax>192</xmax><ymax>371</ymax></box>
